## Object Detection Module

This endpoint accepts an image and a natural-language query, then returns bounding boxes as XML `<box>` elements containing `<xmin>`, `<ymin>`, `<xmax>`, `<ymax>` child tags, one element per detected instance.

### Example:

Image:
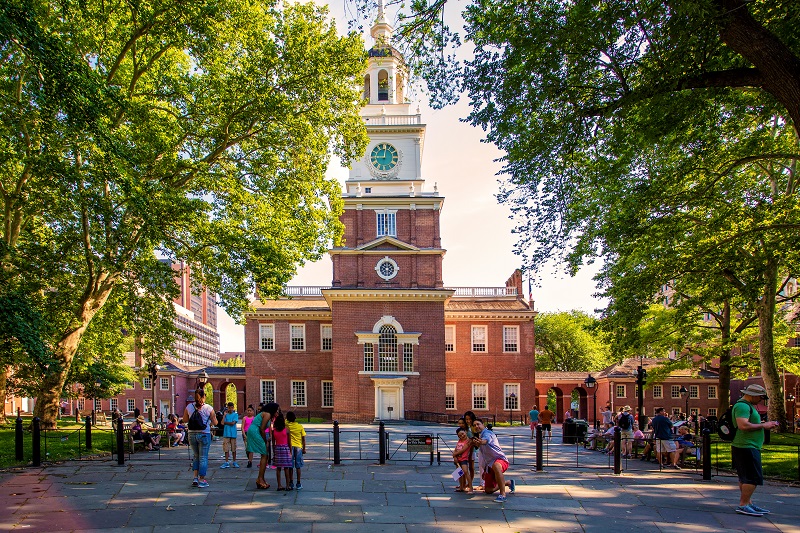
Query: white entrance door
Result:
<box><xmin>381</xmin><ymin>389</ymin><xmax>398</xmax><ymax>420</ymax></box>
<box><xmin>160</xmin><ymin>400</ymin><xmax>171</xmax><ymax>419</ymax></box>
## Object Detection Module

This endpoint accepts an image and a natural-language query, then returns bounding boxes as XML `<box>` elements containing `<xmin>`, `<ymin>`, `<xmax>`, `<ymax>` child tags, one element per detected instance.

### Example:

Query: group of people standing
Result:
<box><xmin>451</xmin><ymin>411</ymin><xmax>515</xmax><ymax>503</ymax></box>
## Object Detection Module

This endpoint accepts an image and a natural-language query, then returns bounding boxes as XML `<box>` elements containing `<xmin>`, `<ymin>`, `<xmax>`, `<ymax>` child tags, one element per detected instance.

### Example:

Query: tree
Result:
<box><xmin>534</xmin><ymin>311</ymin><xmax>613</xmax><ymax>372</ymax></box>
<box><xmin>349</xmin><ymin>0</ymin><xmax>800</xmax><ymax>427</ymax></box>
<box><xmin>216</xmin><ymin>356</ymin><xmax>246</xmax><ymax>368</ymax></box>
<box><xmin>1</xmin><ymin>0</ymin><xmax>368</xmax><ymax>427</ymax></box>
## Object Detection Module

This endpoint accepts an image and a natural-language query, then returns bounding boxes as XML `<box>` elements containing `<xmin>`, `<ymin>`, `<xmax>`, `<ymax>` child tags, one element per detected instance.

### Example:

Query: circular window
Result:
<box><xmin>375</xmin><ymin>256</ymin><xmax>399</xmax><ymax>281</ymax></box>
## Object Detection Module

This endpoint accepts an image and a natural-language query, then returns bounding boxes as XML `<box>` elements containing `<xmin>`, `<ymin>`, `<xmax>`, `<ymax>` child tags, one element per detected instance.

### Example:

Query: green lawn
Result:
<box><xmin>709</xmin><ymin>433</ymin><xmax>800</xmax><ymax>481</ymax></box>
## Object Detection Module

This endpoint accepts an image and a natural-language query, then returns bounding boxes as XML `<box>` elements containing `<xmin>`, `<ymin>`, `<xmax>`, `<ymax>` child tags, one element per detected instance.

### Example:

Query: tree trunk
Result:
<box><xmin>716</xmin><ymin>300</ymin><xmax>732</xmax><ymax>415</ymax></box>
<box><xmin>756</xmin><ymin>257</ymin><xmax>787</xmax><ymax>431</ymax></box>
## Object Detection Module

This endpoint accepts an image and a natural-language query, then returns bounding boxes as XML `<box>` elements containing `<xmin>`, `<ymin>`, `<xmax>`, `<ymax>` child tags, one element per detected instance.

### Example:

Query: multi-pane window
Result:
<box><xmin>94</xmin><ymin>399</ymin><xmax>102</xmax><ymax>411</ymax></box>
<box><xmin>143</xmin><ymin>377</ymin><xmax>152</xmax><ymax>390</ymax></box>
<box><xmin>403</xmin><ymin>344</ymin><xmax>413</xmax><ymax>372</ymax></box>
<box><xmin>690</xmin><ymin>408</ymin><xmax>699</xmax><ymax>417</ymax></box>
<box><xmin>260</xmin><ymin>324</ymin><xmax>275</xmax><ymax>351</ymax></box>
<box><xmin>291</xmin><ymin>381</ymin><xmax>306</xmax><ymax>407</ymax></box>
<box><xmin>689</xmin><ymin>385</ymin><xmax>699</xmax><ymax>399</ymax></box>
<box><xmin>708</xmin><ymin>408</ymin><xmax>717</xmax><ymax>417</ymax></box>
<box><xmin>616</xmin><ymin>385</ymin><xmax>626</xmax><ymax>398</ymax></box>
<box><xmin>652</xmin><ymin>385</ymin><xmax>663</xmax><ymax>398</ymax></box>
<box><xmin>160</xmin><ymin>378</ymin><xmax>170</xmax><ymax>390</ymax></box>
<box><xmin>127</xmin><ymin>399</ymin><xmax>136</xmax><ymax>413</ymax></box>
<box><xmin>671</xmin><ymin>407</ymin><xmax>681</xmax><ymax>416</ymax></box>
<box><xmin>503</xmin><ymin>326</ymin><xmax>519</xmax><ymax>353</ymax></box>
<box><xmin>321</xmin><ymin>325</ymin><xmax>333</xmax><ymax>351</ymax></box>
<box><xmin>472</xmin><ymin>383</ymin><xmax>488</xmax><ymax>410</ymax></box>
<box><xmin>110</xmin><ymin>398</ymin><xmax>118</xmax><ymax>412</ymax></box>
<box><xmin>77</xmin><ymin>398</ymin><xmax>85</xmax><ymax>411</ymax></box>
<box><xmin>445</xmin><ymin>383</ymin><xmax>456</xmax><ymax>410</ymax></box>
<box><xmin>144</xmin><ymin>399</ymin><xmax>152</xmax><ymax>411</ymax></box>
<box><xmin>471</xmin><ymin>326</ymin><xmax>487</xmax><ymax>352</ymax></box>
<box><xmin>364</xmin><ymin>343</ymin><xmax>374</xmax><ymax>371</ymax></box>
<box><xmin>708</xmin><ymin>385</ymin><xmax>718</xmax><ymax>399</ymax></box>
<box><xmin>290</xmin><ymin>324</ymin><xmax>305</xmax><ymax>351</ymax></box>
<box><xmin>376</xmin><ymin>210</ymin><xmax>397</xmax><ymax>237</ymax></box>
<box><xmin>260</xmin><ymin>379</ymin><xmax>276</xmax><ymax>404</ymax></box>
<box><xmin>504</xmin><ymin>384</ymin><xmax>520</xmax><ymax>410</ymax></box>
<box><xmin>322</xmin><ymin>381</ymin><xmax>334</xmax><ymax>408</ymax></box>
<box><xmin>445</xmin><ymin>325</ymin><xmax>455</xmax><ymax>352</ymax></box>
<box><xmin>671</xmin><ymin>385</ymin><xmax>682</xmax><ymax>399</ymax></box>
<box><xmin>379</xmin><ymin>325</ymin><xmax>398</xmax><ymax>371</ymax></box>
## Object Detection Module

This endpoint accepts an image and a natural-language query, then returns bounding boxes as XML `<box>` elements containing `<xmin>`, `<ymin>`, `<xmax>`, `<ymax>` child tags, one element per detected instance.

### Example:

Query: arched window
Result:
<box><xmin>378</xmin><ymin>324</ymin><xmax>398</xmax><ymax>371</ymax></box>
<box><xmin>363</xmin><ymin>74</ymin><xmax>370</xmax><ymax>101</ymax></box>
<box><xmin>378</xmin><ymin>69</ymin><xmax>389</xmax><ymax>101</ymax></box>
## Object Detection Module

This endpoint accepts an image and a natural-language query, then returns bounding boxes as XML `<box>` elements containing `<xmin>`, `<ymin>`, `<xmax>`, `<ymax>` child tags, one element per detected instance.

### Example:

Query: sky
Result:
<box><xmin>216</xmin><ymin>1</ymin><xmax>606</xmax><ymax>352</ymax></box>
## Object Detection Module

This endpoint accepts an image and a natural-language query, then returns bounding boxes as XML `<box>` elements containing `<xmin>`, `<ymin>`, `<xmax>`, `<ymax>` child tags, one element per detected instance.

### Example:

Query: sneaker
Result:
<box><xmin>192</xmin><ymin>478</ymin><xmax>199</xmax><ymax>487</ymax></box>
<box><xmin>509</xmin><ymin>480</ymin><xmax>515</xmax><ymax>493</ymax></box>
<box><xmin>494</xmin><ymin>495</ymin><xmax>507</xmax><ymax>503</ymax></box>
<box><xmin>198</xmin><ymin>480</ymin><xmax>209</xmax><ymax>488</ymax></box>
<box><xmin>288</xmin><ymin>482</ymin><xmax>294</xmax><ymax>490</ymax></box>
<box><xmin>296</xmin><ymin>483</ymin><xmax>302</xmax><ymax>490</ymax></box>
<box><xmin>247</xmin><ymin>461</ymin><xmax>252</xmax><ymax>468</ymax></box>
<box><xmin>749</xmin><ymin>504</ymin><xmax>770</xmax><ymax>514</ymax></box>
<box><xmin>232</xmin><ymin>462</ymin><xmax>240</xmax><ymax>468</ymax></box>
<box><xmin>735</xmin><ymin>505</ymin><xmax>763</xmax><ymax>517</ymax></box>
<box><xmin>672</xmin><ymin>464</ymin><xmax>681</xmax><ymax>470</ymax></box>
<box><xmin>220</xmin><ymin>462</ymin><xmax>230</xmax><ymax>469</ymax></box>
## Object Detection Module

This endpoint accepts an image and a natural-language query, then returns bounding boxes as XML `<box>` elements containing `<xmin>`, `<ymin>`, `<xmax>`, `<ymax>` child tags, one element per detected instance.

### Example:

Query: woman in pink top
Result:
<box><xmin>241</xmin><ymin>406</ymin><xmax>255</xmax><ymax>468</ymax></box>
<box><xmin>271</xmin><ymin>411</ymin><xmax>293</xmax><ymax>490</ymax></box>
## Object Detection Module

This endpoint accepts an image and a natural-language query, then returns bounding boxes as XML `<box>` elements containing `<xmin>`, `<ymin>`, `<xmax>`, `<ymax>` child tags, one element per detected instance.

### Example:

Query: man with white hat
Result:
<box><xmin>732</xmin><ymin>384</ymin><xmax>779</xmax><ymax>516</ymax></box>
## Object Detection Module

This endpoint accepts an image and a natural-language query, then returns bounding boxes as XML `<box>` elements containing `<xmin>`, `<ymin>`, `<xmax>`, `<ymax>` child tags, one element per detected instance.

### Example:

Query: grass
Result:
<box><xmin>709</xmin><ymin>432</ymin><xmax>800</xmax><ymax>481</ymax></box>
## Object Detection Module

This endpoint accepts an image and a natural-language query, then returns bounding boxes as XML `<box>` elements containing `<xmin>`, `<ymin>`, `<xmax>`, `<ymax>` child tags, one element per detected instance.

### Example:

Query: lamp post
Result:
<box><xmin>147</xmin><ymin>362</ymin><xmax>160</xmax><ymax>423</ymax></box>
<box><xmin>787</xmin><ymin>394</ymin><xmax>795</xmax><ymax>433</ymax></box>
<box><xmin>508</xmin><ymin>392</ymin><xmax>516</xmax><ymax>425</ymax></box>
<box><xmin>585</xmin><ymin>375</ymin><xmax>597</xmax><ymax>429</ymax></box>
<box><xmin>679</xmin><ymin>385</ymin><xmax>689</xmax><ymax>421</ymax></box>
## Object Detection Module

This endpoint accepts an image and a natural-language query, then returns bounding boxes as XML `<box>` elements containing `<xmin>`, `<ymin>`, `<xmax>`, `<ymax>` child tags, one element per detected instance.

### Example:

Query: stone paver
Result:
<box><xmin>1</xmin><ymin>423</ymin><xmax>798</xmax><ymax>532</ymax></box>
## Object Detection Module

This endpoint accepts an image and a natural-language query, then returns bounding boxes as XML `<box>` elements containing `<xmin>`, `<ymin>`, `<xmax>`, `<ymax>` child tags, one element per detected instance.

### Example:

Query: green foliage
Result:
<box><xmin>215</xmin><ymin>356</ymin><xmax>246</xmax><ymax>368</ymax></box>
<box><xmin>534</xmin><ymin>311</ymin><xmax>613</xmax><ymax>372</ymax></box>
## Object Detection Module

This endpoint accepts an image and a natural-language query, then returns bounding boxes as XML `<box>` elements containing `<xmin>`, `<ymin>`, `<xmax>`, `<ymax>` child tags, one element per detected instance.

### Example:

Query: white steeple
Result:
<box><xmin>371</xmin><ymin>0</ymin><xmax>394</xmax><ymax>42</ymax></box>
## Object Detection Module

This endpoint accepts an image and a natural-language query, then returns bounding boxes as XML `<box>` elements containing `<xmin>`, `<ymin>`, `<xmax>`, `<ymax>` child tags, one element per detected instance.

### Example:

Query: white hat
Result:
<box><xmin>741</xmin><ymin>384</ymin><xmax>768</xmax><ymax>398</ymax></box>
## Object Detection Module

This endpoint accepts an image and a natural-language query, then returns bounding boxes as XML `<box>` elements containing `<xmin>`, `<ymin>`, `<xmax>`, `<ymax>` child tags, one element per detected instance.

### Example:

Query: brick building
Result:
<box><xmin>244</xmin><ymin>13</ymin><xmax>536</xmax><ymax>423</ymax></box>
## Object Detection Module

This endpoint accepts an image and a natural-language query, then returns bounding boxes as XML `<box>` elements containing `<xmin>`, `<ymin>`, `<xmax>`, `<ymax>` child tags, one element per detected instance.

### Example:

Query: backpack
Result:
<box><xmin>188</xmin><ymin>404</ymin><xmax>207</xmax><ymax>431</ymax></box>
<box><xmin>618</xmin><ymin>413</ymin><xmax>632</xmax><ymax>430</ymax></box>
<box><xmin>717</xmin><ymin>401</ymin><xmax>753</xmax><ymax>441</ymax></box>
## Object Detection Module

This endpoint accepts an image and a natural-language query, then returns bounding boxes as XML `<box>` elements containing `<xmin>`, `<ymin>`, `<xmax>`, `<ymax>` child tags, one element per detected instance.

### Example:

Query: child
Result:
<box><xmin>241</xmin><ymin>406</ymin><xmax>255</xmax><ymax>468</ymax></box>
<box><xmin>271</xmin><ymin>411</ymin><xmax>293</xmax><ymax>490</ymax></box>
<box><xmin>452</xmin><ymin>428</ymin><xmax>473</xmax><ymax>492</ymax></box>
<box><xmin>221</xmin><ymin>402</ymin><xmax>239</xmax><ymax>468</ymax></box>
<box><xmin>285</xmin><ymin>411</ymin><xmax>307</xmax><ymax>490</ymax></box>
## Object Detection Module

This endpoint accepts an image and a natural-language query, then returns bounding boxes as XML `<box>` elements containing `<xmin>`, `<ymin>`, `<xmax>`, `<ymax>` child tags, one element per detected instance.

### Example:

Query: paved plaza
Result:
<box><xmin>0</xmin><ymin>424</ymin><xmax>798</xmax><ymax>532</ymax></box>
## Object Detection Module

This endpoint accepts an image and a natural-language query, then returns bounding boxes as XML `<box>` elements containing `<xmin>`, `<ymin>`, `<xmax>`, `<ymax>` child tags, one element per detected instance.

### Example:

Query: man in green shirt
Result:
<box><xmin>731</xmin><ymin>384</ymin><xmax>779</xmax><ymax>517</ymax></box>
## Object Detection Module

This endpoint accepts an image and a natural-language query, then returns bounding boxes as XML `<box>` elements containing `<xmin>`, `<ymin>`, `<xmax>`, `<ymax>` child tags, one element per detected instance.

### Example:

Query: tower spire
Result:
<box><xmin>371</xmin><ymin>0</ymin><xmax>393</xmax><ymax>42</ymax></box>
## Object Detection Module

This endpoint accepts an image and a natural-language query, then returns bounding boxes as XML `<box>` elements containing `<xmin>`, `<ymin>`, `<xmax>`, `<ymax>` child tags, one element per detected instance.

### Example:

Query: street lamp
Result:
<box><xmin>147</xmin><ymin>362</ymin><xmax>160</xmax><ymax>423</ymax></box>
<box><xmin>679</xmin><ymin>385</ymin><xmax>689</xmax><ymax>421</ymax></box>
<box><xmin>507</xmin><ymin>392</ymin><xmax>516</xmax><ymax>425</ymax></box>
<box><xmin>787</xmin><ymin>394</ymin><xmax>796</xmax><ymax>433</ymax></box>
<box><xmin>92</xmin><ymin>379</ymin><xmax>102</xmax><ymax>426</ymax></box>
<box><xmin>585</xmin><ymin>375</ymin><xmax>597</xmax><ymax>429</ymax></box>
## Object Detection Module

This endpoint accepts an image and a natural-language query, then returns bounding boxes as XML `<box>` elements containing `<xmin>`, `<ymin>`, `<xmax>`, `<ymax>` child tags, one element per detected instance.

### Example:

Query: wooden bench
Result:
<box><xmin>123</xmin><ymin>425</ymin><xmax>146</xmax><ymax>453</ymax></box>
<box><xmin>78</xmin><ymin>410</ymin><xmax>109</xmax><ymax>426</ymax></box>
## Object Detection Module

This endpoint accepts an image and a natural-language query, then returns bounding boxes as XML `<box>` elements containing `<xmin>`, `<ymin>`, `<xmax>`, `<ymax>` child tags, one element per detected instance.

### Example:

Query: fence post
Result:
<box><xmin>15</xmin><ymin>415</ymin><xmax>24</xmax><ymax>461</ymax></box>
<box><xmin>535</xmin><ymin>424</ymin><xmax>543</xmax><ymax>471</ymax></box>
<box><xmin>333</xmin><ymin>420</ymin><xmax>341</xmax><ymax>465</ymax></box>
<box><xmin>32</xmin><ymin>417</ymin><xmax>41</xmax><ymax>467</ymax></box>
<box><xmin>613</xmin><ymin>427</ymin><xmax>621</xmax><ymax>474</ymax></box>
<box><xmin>116</xmin><ymin>417</ymin><xmax>125</xmax><ymax>466</ymax></box>
<box><xmin>85</xmin><ymin>415</ymin><xmax>93</xmax><ymax>450</ymax></box>
<box><xmin>379</xmin><ymin>422</ymin><xmax>386</xmax><ymax>465</ymax></box>
<box><xmin>702</xmin><ymin>429</ymin><xmax>711</xmax><ymax>481</ymax></box>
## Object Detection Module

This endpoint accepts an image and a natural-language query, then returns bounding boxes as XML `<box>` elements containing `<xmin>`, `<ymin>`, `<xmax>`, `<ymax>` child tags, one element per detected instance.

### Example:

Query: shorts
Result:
<box><xmin>494</xmin><ymin>459</ymin><xmax>509</xmax><ymax>473</ymax></box>
<box><xmin>482</xmin><ymin>460</ymin><xmax>509</xmax><ymax>491</ymax></box>
<box><xmin>458</xmin><ymin>460</ymin><xmax>469</xmax><ymax>470</ymax></box>
<box><xmin>541</xmin><ymin>423</ymin><xmax>552</xmax><ymax>432</ymax></box>
<box><xmin>530</xmin><ymin>422</ymin><xmax>538</xmax><ymax>429</ymax></box>
<box><xmin>292</xmin><ymin>446</ymin><xmax>305</xmax><ymax>469</ymax></box>
<box><xmin>620</xmin><ymin>429</ymin><xmax>634</xmax><ymax>440</ymax></box>
<box><xmin>655</xmin><ymin>439</ymin><xmax>677</xmax><ymax>454</ymax></box>
<box><xmin>223</xmin><ymin>437</ymin><xmax>237</xmax><ymax>453</ymax></box>
<box><xmin>732</xmin><ymin>446</ymin><xmax>763</xmax><ymax>486</ymax></box>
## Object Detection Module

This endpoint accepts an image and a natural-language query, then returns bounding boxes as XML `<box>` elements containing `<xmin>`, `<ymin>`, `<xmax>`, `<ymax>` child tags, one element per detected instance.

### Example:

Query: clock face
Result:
<box><xmin>370</xmin><ymin>143</ymin><xmax>399</xmax><ymax>172</ymax></box>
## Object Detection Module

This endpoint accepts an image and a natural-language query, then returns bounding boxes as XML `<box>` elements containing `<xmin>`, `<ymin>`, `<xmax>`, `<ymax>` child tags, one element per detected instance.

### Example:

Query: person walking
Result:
<box><xmin>183</xmin><ymin>388</ymin><xmax>218</xmax><ymax>488</ymax></box>
<box><xmin>617</xmin><ymin>406</ymin><xmax>634</xmax><ymax>458</ymax></box>
<box><xmin>528</xmin><ymin>405</ymin><xmax>539</xmax><ymax>439</ymax></box>
<box><xmin>732</xmin><ymin>384</ymin><xmax>779</xmax><ymax>516</ymax></box>
<box><xmin>538</xmin><ymin>406</ymin><xmax>555</xmax><ymax>438</ymax></box>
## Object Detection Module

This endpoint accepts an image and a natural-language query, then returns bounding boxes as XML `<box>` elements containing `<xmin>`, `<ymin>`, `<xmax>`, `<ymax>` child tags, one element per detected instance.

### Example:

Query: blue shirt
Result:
<box><xmin>651</xmin><ymin>414</ymin><xmax>673</xmax><ymax>440</ymax></box>
<box><xmin>478</xmin><ymin>428</ymin><xmax>507</xmax><ymax>467</ymax></box>
<box><xmin>223</xmin><ymin>412</ymin><xmax>239</xmax><ymax>438</ymax></box>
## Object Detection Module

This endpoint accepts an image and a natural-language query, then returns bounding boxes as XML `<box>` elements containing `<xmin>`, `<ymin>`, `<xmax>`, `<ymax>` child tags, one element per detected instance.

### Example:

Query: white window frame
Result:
<box><xmin>445</xmin><ymin>325</ymin><xmax>456</xmax><ymax>352</ymax></box>
<box><xmin>110</xmin><ymin>398</ymin><xmax>118</xmax><ymax>412</ymax></box>
<box><xmin>671</xmin><ymin>385</ymin><xmax>682</xmax><ymax>399</ymax></box>
<box><xmin>472</xmin><ymin>383</ymin><xmax>488</xmax><ymax>410</ymax></box>
<box><xmin>322</xmin><ymin>380</ymin><xmax>334</xmax><ymax>408</ymax></box>
<box><xmin>690</xmin><ymin>407</ymin><xmax>700</xmax><ymax>417</ymax></box>
<box><xmin>445</xmin><ymin>382</ymin><xmax>456</xmax><ymax>410</ymax></box>
<box><xmin>94</xmin><ymin>399</ymin><xmax>102</xmax><ymax>411</ymax></box>
<box><xmin>259</xmin><ymin>324</ymin><xmax>275</xmax><ymax>351</ymax></box>
<box><xmin>142</xmin><ymin>377</ymin><xmax>152</xmax><ymax>390</ymax></box>
<box><xmin>143</xmin><ymin>399</ymin><xmax>152</xmax><ymax>411</ymax></box>
<box><xmin>471</xmin><ymin>325</ymin><xmax>487</xmax><ymax>353</ymax></box>
<box><xmin>320</xmin><ymin>324</ymin><xmax>333</xmax><ymax>351</ymax></box>
<box><xmin>291</xmin><ymin>380</ymin><xmax>307</xmax><ymax>407</ymax></box>
<box><xmin>290</xmin><ymin>324</ymin><xmax>306</xmax><ymax>351</ymax></box>
<box><xmin>652</xmin><ymin>385</ymin><xmax>663</xmax><ymax>399</ymax></box>
<box><xmin>689</xmin><ymin>385</ymin><xmax>699</xmax><ymax>399</ymax></box>
<box><xmin>616</xmin><ymin>385</ymin><xmax>626</xmax><ymax>398</ymax></box>
<box><xmin>671</xmin><ymin>407</ymin><xmax>681</xmax><ymax>416</ymax></box>
<box><xmin>504</xmin><ymin>383</ymin><xmax>520</xmax><ymax>410</ymax></box>
<box><xmin>127</xmin><ymin>399</ymin><xmax>136</xmax><ymax>413</ymax></box>
<box><xmin>376</xmin><ymin>209</ymin><xmax>397</xmax><ymax>237</ymax></box>
<box><xmin>160</xmin><ymin>377</ymin><xmax>170</xmax><ymax>390</ymax></box>
<box><xmin>77</xmin><ymin>398</ymin><xmax>85</xmax><ymax>411</ymax></box>
<box><xmin>363</xmin><ymin>343</ymin><xmax>374</xmax><ymax>372</ymax></box>
<box><xmin>708</xmin><ymin>385</ymin><xmax>718</xmax><ymax>400</ymax></box>
<box><xmin>403</xmin><ymin>343</ymin><xmax>413</xmax><ymax>372</ymax></box>
<box><xmin>503</xmin><ymin>326</ymin><xmax>519</xmax><ymax>353</ymax></box>
<box><xmin>708</xmin><ymin>408</ymin><xmax>717</xmax><ymax>417</ymax></box>
<box><xmin>260</xmin><ymin>379</ymin><xmax>276</xmax><ymax>404</ymax></box>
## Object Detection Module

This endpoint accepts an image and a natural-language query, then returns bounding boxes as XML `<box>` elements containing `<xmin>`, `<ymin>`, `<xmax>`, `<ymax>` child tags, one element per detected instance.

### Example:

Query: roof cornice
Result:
<box><xmin>445</xmin><ymin>311</ymin><xmax>536</xmax><ymax>320</ymax></box>
<box><xmin>246</xmin><ymin>311</ymin><xmax>331</xmax><ymax>320</ymax></box>
<box><xmin>321</xmin><ymin>288</ymin><xmax>453</xmax><ymax>306</ymax></box>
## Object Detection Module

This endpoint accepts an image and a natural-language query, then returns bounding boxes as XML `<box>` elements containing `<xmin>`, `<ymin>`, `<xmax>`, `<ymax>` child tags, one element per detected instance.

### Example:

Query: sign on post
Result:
<box><xmin>407</xmin><ymin>434</ymin><xmax>433</xmax><ymax>453</ymax></box>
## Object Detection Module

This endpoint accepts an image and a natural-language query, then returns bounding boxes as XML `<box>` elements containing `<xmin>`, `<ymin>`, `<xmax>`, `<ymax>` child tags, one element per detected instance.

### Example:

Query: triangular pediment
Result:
<box><xmin>355</xmin><ymin>236</ymin><xmax>420</xmax><ymax>252</ymax></box>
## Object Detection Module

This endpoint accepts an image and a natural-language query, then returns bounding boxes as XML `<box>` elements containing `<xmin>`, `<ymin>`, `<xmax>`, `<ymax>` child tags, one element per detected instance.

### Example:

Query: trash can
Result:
<box><xmin>563</xmin><ymin>419</ymin><xmax>577</xmax><ymax>444</ymax></box>
<box><xmin>574</xmin><ymin>419</ymin><xmax>589</xmax><ymax>443</ymax></box>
